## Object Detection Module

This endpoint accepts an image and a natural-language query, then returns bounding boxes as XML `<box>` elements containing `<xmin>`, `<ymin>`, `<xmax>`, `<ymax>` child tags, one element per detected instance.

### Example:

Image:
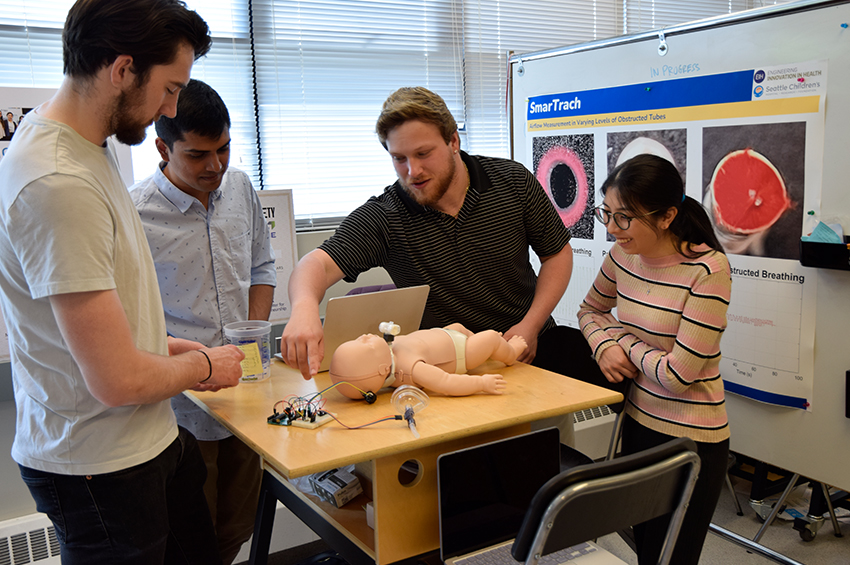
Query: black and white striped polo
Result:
<box><xmin>320</xmin><ymin>151</ymin><xmax>571</xmax><ymax>335</ymax></box>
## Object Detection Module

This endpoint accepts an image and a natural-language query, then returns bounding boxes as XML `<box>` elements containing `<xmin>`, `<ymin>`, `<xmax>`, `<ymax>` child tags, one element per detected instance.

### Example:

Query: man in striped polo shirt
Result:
<box><xmin>282</xmin><ymin>87</ymin><xmax>610</xmax><ymax>398</ymax></box>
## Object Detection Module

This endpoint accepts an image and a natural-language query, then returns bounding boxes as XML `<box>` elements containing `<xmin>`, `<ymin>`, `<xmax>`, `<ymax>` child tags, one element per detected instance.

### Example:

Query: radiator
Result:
<box><xmin>2</xmin><ymin>503</ymin><xmax>320</xmax><ymax>565</ymax></box>
<box><xmin>573</xmin><ymin>404</ymin><xmax>617</xmax><ymax>460</ymax></box>
<box><xmin>0</xmin><ymin>514</ymin><xmax>60</xmax><ymax>565</ymax></box>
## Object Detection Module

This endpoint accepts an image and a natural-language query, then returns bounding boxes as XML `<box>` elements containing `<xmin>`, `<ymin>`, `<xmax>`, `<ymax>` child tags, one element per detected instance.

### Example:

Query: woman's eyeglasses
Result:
<box><xmin>593</xmin><ymin>206</ymin><xmax>659</xmax><ymax>230</ymax></box>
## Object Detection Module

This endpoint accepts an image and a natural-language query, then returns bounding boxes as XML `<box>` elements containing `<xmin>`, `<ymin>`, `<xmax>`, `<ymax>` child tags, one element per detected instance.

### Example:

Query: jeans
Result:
<box><xmin>20</xmin><ymin>426</ymin><xmax>221</xmax><ymax>565</ymax></box>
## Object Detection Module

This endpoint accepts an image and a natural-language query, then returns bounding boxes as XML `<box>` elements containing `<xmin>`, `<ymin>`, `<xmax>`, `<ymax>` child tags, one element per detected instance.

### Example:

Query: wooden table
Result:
<box><xmin>187</xmin><ymin>358</ymin><xmax>622</xmax><ymax>565</ymax></box>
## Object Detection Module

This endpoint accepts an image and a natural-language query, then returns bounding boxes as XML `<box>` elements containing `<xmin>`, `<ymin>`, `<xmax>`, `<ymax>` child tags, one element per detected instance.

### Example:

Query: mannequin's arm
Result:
<box><xmin>410</xmin><ymin>362</ymin><xmax>506</xmax><ymax>396</ymax></box>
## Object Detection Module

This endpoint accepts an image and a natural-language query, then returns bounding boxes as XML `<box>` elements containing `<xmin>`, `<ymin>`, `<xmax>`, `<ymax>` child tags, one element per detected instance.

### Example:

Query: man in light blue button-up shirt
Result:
<box><xmin>131</xmin><ymin>79</ymin><xmax>275</xmax><ymax>565</ymax></box>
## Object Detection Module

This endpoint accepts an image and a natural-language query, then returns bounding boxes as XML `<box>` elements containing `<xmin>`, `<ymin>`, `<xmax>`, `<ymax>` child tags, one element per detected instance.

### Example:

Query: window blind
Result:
<box><xmin>0</xmin><ymin>0</ymin><xmax>260</xmax><ymax>189</ymax></box>
<box><xmin>0</xmin><ymin>0</ymin><xmax>790</xmax><ymax>225</ymax></box>
<box><xmin>622</xmin><ymin>1</ymin><xmax>792</xmax><ymax>34</ymax></box>
<box><xmin>251</xmin><ymin>0</ymin><xmax>466</xmax><ymax>226</ymax></box>
<box><xmin>461</xmin><ymin>1</ymin><xmax>621</xmax><ymax>159</ymax></box>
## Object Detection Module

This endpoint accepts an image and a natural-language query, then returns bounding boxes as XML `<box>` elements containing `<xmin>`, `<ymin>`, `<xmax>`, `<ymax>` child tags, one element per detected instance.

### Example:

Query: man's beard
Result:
<box><xmin>111</xmin><ymin>88</ymin><xmax>152</xmax><ymax>146</ymax></box>
<box><xmin>400</xmin><ymin>154</ymin><xmax>456</xmax><ymax>208</ymax></box>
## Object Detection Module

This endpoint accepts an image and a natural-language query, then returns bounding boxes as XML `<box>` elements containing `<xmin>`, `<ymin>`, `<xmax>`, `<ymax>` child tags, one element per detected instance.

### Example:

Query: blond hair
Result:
<box><xmin>375</xmin><ymin>87</ymin><xmax>457</xmax><ymax>149</ymax></box>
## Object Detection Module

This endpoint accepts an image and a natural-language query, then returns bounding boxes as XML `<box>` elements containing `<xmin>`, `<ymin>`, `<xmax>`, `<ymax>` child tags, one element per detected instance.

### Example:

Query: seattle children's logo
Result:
<box><xmin>753</xmin><ymin>85</ymin><xmax>764</xmax><ymax>98</ymax></box>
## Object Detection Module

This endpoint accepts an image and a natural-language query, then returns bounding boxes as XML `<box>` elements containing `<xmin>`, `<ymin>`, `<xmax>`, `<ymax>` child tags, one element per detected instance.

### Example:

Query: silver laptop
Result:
<box><xmin>306</xmin><ymin>284</ymin><xmax>429</xmax><ymax>373</ymax></box>
<box><xmin>437</xmin><ymin>428</ymin><xmax>625</xmax><ymax>565</ymax></box>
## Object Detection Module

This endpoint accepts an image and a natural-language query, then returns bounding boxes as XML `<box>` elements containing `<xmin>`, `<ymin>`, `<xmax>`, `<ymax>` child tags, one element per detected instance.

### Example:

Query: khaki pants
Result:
<box><xmin>197</xmin><ymin>435</ymin><xmax>263</xmax><ymax>565</ymax></box>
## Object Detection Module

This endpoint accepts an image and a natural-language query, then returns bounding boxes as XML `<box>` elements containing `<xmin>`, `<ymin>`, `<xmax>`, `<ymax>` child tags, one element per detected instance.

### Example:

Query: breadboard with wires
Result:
<box><xmin>267</xmin><ymin>382</ymin><xmax>410</xmax><ymax>431</ymax></box>
<box><xmin>267</xmin><ymin>386</ymin><xmax>337</xmax><ymax>428</ymax></box>
<box><xmin>290</xmin><ymin>413</ymin><xmax>334</xmax><ymax>429</ymax></box>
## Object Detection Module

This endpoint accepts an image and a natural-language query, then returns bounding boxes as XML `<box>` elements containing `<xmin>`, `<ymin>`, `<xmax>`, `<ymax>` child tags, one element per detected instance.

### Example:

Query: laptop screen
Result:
<box><xmin>317</xmin><ymin>284</ymin><xmax>430</xmax><ymax>372</ymax></box>
<box><xmin>437</xmin><ymin>427</ymin><xmax>561</xmax><ymax>561</ymax></box>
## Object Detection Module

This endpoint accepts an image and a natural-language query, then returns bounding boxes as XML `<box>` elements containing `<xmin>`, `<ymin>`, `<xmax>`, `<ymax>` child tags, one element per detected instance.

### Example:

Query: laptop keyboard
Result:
<box><xmin>455</xmin><ymin>541</ymin><xmax>598</xmax><ymax>565</ymax></box>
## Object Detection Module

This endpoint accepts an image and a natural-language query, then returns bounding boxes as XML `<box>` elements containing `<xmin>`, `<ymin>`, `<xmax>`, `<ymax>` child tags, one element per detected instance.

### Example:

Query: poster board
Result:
<box><xmin>258</xmin><ymin>189</ymin><xmax>298</xmax><ymax>323</ymax></box>
<box><xmin>511</xmin><ymin>0</ymin><xmax>850</xmax><ymax>490</ymax></box>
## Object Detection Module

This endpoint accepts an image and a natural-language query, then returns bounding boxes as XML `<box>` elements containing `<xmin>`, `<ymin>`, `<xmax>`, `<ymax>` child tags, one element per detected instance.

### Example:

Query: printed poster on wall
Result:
<box><xmin>525</xmin><ymin>61</ymin><xmax>825</xmax><ymax>411</ymax></box>
<box><xmin>257</xmin><ymin>189</ymin><xmax>298</xmax><ymax>324</ymax></box>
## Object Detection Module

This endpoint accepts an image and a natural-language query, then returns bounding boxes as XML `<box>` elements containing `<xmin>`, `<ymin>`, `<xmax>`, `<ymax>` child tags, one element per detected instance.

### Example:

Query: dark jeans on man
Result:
<box><xmin>20</xmin><ymin>426</ymin><xmax>221</xmax><ymax>565</ymax></box>
<box><xmin>533</xmin><ymin>325</ymin><xmax>629</xmax><ymax>412</ymax></box>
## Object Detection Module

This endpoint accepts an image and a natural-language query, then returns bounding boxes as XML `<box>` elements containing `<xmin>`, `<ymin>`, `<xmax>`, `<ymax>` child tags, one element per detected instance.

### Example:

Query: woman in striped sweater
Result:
<box><xmin>578</xmin><ymin>154</ymin><xmax>731</xmax><ymax>565</ymax></box>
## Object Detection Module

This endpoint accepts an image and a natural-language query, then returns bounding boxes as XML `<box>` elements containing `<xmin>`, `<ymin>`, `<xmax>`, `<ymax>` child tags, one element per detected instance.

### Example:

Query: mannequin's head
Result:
<box><xmin>329</xmin><ymin>334</ymin><xmax>392</xmax><ymax>400</ymax></box>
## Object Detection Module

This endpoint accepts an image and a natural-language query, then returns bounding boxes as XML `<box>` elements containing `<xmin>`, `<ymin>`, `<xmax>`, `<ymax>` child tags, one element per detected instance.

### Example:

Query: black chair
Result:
<box><xmin>511</xmin><ymin>437</ymin><xmax>701</xmax><ymax>565</ymax></box>
<box><xmin>605</xmin><ymin>380</ymin><xmax>632</xmax><ymax>461</ymax></box>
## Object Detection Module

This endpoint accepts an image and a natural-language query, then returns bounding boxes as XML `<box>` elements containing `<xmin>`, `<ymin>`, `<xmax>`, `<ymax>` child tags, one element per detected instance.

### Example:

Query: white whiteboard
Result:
<box><xmin>511</xmin><ymin>0</ymin><xmax>850</xmax><ymax>490</ymax></box>
<box><xmin>258</xmin><ymin>189</ymin><xmax>298</xmax><ymax>323</ymax></box>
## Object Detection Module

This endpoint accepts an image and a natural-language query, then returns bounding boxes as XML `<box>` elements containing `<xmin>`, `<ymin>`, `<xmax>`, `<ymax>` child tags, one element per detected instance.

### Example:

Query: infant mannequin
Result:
<box><xmin>329</xmin><ymin>323</ymin><xmax>527</xmax><ymax>399</ymax></box>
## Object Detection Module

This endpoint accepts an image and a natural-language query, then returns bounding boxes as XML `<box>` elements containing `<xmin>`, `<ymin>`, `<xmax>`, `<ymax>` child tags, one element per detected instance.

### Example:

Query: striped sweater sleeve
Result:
<box><xmin>577</xmin><ymin>253</ymin><xmax>621</xmax><ymax>360</ymax></box>
<box><xmin>607</xmin><ymin>268</ymin><xmax>731</xmax><ymax>394</ymax></box>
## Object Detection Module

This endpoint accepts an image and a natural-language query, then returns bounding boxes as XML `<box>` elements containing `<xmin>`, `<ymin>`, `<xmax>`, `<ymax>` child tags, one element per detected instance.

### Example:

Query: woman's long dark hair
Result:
<box><xmin>601</xmin><ymin>154</ymin><xmax>723</xmax><ymax>257</ymax></box>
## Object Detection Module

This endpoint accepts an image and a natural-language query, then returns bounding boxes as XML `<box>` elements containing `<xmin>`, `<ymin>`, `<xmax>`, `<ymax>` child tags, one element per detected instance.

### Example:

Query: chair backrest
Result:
<box><xmin>606</xmin><ymin>380</ymin><xmax>632</xmax><ymax>461</ymax></box>
<box><xmin>511</xmin><ymin>436</ymin><xmax>700</xmax><ymax>565</ymax></box>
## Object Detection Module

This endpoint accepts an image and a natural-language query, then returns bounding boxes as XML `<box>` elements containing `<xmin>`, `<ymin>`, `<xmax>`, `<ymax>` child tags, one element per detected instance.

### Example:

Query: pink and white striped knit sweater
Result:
<box><xmin>578</xmin><ymin>244</ymin><xmax>732</xmax><ymax>443</ymax></box>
